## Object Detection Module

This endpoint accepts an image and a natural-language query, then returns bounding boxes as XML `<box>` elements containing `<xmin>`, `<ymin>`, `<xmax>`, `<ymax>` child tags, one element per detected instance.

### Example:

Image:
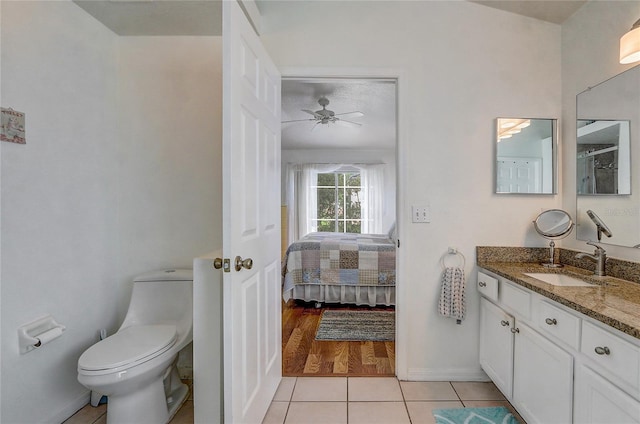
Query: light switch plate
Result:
<box><xmin>412</xmin><ymin>205</ymin><xmax>431</xmax><ymax>223</ymax></box>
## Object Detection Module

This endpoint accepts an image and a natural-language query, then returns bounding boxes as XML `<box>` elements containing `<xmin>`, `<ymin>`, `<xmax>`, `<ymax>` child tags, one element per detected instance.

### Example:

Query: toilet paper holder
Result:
<box><xmin>18</xmin><ymin>315</ymin><xmax>66</xmax><ymax>354</ymax></box>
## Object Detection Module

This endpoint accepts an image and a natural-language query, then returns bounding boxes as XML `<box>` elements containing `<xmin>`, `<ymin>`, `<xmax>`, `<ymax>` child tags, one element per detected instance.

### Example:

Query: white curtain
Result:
<box><xmin>359</xmin><ymin>164</ymin><xmax>384</xmax><ymax>234</ymax></box>
<box><xmin>285</xmin><ymin>163</ymin><xmax>385</xmax><ymax>243</ymax></box>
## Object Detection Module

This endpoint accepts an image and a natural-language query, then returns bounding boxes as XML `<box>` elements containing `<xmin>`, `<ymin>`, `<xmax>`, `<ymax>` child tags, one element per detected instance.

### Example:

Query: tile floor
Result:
<box><xmin>65</xmin><ymin>377</ymin><xmax>524</xmax><ymax>424</ymax></box>
<box><xmin>263</xmin><ymin>377</ymin><xmax>525</xmax><ymax>424</ymax></box>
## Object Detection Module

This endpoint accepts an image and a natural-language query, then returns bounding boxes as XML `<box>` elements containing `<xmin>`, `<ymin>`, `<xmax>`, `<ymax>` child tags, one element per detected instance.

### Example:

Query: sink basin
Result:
<box><xmin>523</xmin><ymin>272</ymin><xmax>595</xmax><ymax>287</ymax></box>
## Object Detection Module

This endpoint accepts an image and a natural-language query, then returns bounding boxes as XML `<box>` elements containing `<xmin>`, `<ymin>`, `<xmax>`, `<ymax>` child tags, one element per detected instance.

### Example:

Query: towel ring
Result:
<box><xmin>440</xmin><ymin>248</ymin><xmax>465</xmax><ymax>270</ymax></box>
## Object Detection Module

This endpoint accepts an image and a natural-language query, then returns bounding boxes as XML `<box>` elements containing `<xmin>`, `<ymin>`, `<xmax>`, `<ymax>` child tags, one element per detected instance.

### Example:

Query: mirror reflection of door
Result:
<box><xmin>495</xmin><ymin>118</ymin><xmax>556</xmax><ymax>194</ymax></box>
<box><xmin>497</xmin><ymin>157</ymin><xmax>541</xmax><ymax>193</ymax></box>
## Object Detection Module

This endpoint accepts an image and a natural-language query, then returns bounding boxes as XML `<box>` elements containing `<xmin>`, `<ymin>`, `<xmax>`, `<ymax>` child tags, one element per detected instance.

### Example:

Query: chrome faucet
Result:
<box><xmin>575</xmin><ymin>241</ymin><xmax>607</xmax><ymax>276</ymax></box>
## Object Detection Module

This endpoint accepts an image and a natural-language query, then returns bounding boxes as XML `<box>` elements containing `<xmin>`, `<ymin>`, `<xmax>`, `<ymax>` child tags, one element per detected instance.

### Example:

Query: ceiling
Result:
<box><xmin>72</xmin><ymin>0</ymin><xmax>586</xmax><ymax>37</ymax></box>
<box><xmin>281</xmin><ymin>79</ymin><xmax>397</xmax><ymax>150</ymax></box>
<box><xmin>71</xmin><ymin>0</ymin><xmax>587</xmax><ymax>150</ymax></box>
<box><xmin>73</xmin><ymin>0</ymin><xmax>222</xmax><ymax>36</ymax></box>
<box><xmin>469</xmin><ymin>0</ymin><xmax>586</xmax><ymax>25</ymax></box>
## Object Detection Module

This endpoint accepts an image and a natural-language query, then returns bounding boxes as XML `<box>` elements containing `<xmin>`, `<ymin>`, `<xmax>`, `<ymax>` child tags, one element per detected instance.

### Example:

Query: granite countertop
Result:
<box><xmin>477</xmin><ymin>260</ymin><xmax>640</xmax><ymax>340</ymax></box>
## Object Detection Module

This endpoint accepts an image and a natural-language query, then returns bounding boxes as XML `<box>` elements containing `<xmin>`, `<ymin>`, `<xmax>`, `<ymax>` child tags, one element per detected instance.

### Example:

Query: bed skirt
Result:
<box><xmin>284</xmin><ymin>284</ymin><xmax>395</xmax><ymax>307</ymax></box>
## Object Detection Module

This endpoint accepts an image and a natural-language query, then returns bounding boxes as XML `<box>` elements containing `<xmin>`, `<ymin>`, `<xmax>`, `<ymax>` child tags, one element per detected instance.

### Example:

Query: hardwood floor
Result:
<box><xmin>282</xmin><ymin>300</ymin><xmax>395</xmax><ymax>376</ymax></box>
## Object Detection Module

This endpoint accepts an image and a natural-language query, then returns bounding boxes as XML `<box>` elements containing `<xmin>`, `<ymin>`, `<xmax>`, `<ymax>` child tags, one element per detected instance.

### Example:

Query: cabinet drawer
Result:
<box><xmin>538</xmin><ymin>300</ymin><xmax>581</xmax><ymax>350</ymax></box>
<box><xmin>501</xmin><ymin>281</ymin><xmax>531</xmax><ymax>319</ymax></box>
<box><xmin>581</xmin><ymin>320</ymin><xmax>640</xmax><ymax>392</ymax></box>
<box><xmin>477</xmin><ymin>271</ymin><xmax>498</xmax><ymax>302</ymax></box>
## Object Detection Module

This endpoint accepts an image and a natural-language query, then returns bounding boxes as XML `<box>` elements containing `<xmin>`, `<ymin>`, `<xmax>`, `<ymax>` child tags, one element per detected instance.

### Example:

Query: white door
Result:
<box><xmin>496</xmin><ymin>157</ymin><xmax>541</xmax><ymax>193</ymax></box>
<box><xmin>512</xmin><ymin>322</ymin><xmax>573</xmax><ymax>424</ymax></box>
<box><xmin>478</xmin><ymin>298</ymin><xmax>514</xmax><ymax>399</ymax></box>
<box><xmin>574</xmin><ymin>365</ymin><xmax>640</xmax><ymax>424</ymax></box>
<box><xmin>222</xmin><ymin>1</ymin><xmax>282</xmax><ymax>423</ymax></box>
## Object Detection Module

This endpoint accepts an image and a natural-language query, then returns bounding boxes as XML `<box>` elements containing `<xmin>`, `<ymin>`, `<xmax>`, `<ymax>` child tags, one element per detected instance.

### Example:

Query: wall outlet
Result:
<box><xmin>412</xmin><ymin>205</ymin><xmax>431</xmax><ymax>223</ymax></box>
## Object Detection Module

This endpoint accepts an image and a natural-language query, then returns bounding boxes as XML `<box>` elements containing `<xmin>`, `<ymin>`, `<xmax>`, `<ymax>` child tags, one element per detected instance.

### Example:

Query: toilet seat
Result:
<box><xmin>78</xmin><ymin>325</ymin><xmax>177</xmax><ymax>374</ymax></box>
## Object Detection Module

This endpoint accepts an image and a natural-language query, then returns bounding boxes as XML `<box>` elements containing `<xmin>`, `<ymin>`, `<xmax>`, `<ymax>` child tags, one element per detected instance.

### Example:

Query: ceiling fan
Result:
<box><xmin>282</xmin><ymin>96</ymin><xmax>364</xmax><ymax>130</ymax></box>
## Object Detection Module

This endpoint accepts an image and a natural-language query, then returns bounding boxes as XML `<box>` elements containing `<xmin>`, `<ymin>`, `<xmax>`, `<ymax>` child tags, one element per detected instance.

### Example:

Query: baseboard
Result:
<box><xmin>49</xmin><ymin>390</ymin><xmax>91</xmax><ymax>424</ymax></box>
<box><xmin>405</xmin><ymin>367</ymin><xmax>490</xmax><ymax>382</ymax></box>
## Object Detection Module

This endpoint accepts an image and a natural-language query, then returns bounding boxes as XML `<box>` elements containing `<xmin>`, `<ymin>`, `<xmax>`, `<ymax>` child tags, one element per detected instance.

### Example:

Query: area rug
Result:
<box><xmin>315</xmin><ymin>310</ymin><xmax>395</xmax><ymax>341</ymax></box>
<box><xmin>433</xmin><ymin>406</ymin><xmax>519</xmax><ymax>424</ymax></box>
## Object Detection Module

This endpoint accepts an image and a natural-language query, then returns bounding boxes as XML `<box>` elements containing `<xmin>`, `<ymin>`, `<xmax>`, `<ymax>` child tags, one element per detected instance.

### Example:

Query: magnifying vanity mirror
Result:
<box><xmin>533</xmin><ymin>209</ymin><xmax>574</xmax><ymax>267</ymax></box>
<box><xmin>496</xmin><ymin>118</ymin><xmax>557</xmax><ymax>194</ymax></box>
<box><xmin>576</xmin><ymin>64</ymin><xmax>640</xmax><ymax>248</ymax></box>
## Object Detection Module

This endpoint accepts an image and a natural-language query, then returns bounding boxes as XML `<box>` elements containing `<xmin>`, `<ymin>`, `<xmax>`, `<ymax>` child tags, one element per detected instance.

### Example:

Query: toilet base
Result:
<box><xmin>167</xmin><ymin>382</ymin><xmax>189</xmax><ymax>422</ymax></box>
<box><xmin>106</xmin><ymin>376</ymin><xmax>169</xmax><ymax>424</ymax></box>
<box><xmin>104</xmin><ymin>371</ymin><xmax>189</xmax><ymax>424</ymax></box>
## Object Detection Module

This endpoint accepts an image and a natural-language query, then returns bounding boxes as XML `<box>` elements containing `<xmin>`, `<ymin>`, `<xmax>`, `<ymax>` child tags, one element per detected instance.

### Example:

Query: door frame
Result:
<box><xmin>279</xmin><ymin>67</ymin><xmax>408</xmax><ymax>379</ymax></box>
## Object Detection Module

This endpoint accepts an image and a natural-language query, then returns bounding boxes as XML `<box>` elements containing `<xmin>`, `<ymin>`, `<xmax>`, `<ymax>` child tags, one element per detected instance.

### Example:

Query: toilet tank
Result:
<box><xmin>120</xmin><ymin>269</ymin><xmax>193</xmax><ymax>337</ymax></box>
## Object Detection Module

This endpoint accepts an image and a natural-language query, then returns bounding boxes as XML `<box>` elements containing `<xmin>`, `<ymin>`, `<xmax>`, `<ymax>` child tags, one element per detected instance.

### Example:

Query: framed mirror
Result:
<box><xmin>495</xmin><ymin>118</ymin><xmax>557</xmax><ymax>194</ymax></box>
<box><xmin>576</xmin><ymin>65</ymin><xmax>640</xmax><ymax>248</ymax></box>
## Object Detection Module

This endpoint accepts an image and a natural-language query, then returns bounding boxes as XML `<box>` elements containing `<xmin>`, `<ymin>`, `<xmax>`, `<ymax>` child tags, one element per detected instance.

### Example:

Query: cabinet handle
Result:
<box><xmin>510</xmin><ymin>327</ymin><xmax>520</xmax><ymax>334</ymax></box>
<box><xmin>478</xmin><ymin>281</ymin><xmax>487</xmax><ymax>287</ymax></box>
<box><xmin>500</xmin><ymin>320</ymin><xmax>510</xmax><ymax>327</ymax></box>
<box><xmin>594</xmin><ymin>346</ymin><xmax>610</xmax><ymax>355</ymax></box>
<box><xmin>545</xmin><ymin>318</ymin><xmax>557</xmax><ymax>326</ymax></box>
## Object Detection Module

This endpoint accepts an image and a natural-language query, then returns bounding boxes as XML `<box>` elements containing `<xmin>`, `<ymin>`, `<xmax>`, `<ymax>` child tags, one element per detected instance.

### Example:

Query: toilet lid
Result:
<box><xmin>78</xmin><ymin>325</ymin><xmax>177</xmax><ymax>371</ymax></box>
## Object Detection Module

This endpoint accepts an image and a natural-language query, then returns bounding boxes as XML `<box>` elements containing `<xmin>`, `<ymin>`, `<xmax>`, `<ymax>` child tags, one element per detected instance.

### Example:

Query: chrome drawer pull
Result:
<box><xmin>478</xmin><ymin>281</ymin><xmax>487</xmax><ymax>287</ymax></box>
<box><xmin>500</xmin><ymin>320</ymin><xmax>510</xmax><ymax>327</ymax></box>
<box><xmin>594</xmin><ymin>346</ymin><xmax>611</xmax><ymax>355</ymax></box>
<box><xmin>510</xmin><ymin>327</ymin><xmax>520</xmax><ymax>334</ymax></box>
<box><xmin>545</xmin><ymin>318</ymin><xmax>557</xmax><ymax>326</ymax></box>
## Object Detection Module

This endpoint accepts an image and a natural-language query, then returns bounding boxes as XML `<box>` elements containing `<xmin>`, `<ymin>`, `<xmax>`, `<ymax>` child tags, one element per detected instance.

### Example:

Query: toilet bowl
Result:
<box><xmin>77</xmin><ymin>269</ymin><xmax>193</xmax><ymax>424</ymax></box>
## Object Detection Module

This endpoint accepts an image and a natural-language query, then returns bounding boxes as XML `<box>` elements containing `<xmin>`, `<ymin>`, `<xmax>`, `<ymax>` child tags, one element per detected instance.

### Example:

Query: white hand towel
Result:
<box><xmin>439</xmin><ymin>267</ymin><xmax>466</xmax><ymax>323</ymax></box>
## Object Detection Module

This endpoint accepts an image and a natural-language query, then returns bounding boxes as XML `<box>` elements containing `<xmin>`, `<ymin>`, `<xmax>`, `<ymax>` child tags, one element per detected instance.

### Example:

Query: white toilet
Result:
<box><xmin>77</xmin><ymin>269</ymin><xmax>193</xmax><ymax>424</ymax></box>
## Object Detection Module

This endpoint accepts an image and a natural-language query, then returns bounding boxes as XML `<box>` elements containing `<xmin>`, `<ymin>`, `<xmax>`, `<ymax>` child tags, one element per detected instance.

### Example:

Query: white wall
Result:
<box><xmin>260</xmin><ymin>1</ymin><xmax>562</xmax><ymax>380</ymax></box>
<box><xmin>1</xmin><ymin>2</ymin><xmax>119</xmax><ymax>422</ymax></box>
<box><xmin>116</xmin><ymin>36</ymin><xmax>222</xmax><ymax>320</ymax></box>
<box><xmin>1</xmin><ymin>3</ymin><xmax>222</xmax><ymax>422</ymax></box>
<box><xmin>561</xmin><ymin>0</ymin><xmax>640</xmax><ymax>263</ymax></box>
<box><xmin>282</xmin><ymin>148</ymin><xmax>396</xmax><ymax>231</ymax></box>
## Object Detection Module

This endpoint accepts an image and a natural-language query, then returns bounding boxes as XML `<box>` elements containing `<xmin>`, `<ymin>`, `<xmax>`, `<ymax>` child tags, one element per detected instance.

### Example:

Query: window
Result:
<box><xmin>313</xmin><ymin>172</ymin><xmax>362</xmax><ymax>233</ymax></box>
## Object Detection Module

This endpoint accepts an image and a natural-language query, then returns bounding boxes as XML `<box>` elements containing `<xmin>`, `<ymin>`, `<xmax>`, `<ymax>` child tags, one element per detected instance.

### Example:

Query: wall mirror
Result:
<box><xmin>495</xmin><ymin>118</ymin><xmax>557</xmax><ymax>194</ymax></box>
<box><xmin>576</xmin><ymin>65</ymin><xmax>640</xmax><ymax>248</ymax></box>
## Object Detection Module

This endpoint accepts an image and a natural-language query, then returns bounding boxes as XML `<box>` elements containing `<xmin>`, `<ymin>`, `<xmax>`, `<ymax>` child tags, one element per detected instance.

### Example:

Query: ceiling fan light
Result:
<box><xmin>620</xmin><ymin>19</ymin><xmax>640</xmax><ymax>64</ymax></box>
<box><xmin>515</xmin><ymin>120</ymin><xmax>531</xmax><ymax>130</ymax></box>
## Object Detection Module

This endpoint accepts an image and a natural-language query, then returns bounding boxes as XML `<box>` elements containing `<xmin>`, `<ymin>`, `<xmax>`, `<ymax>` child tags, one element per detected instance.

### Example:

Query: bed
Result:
<box><xmin>282</xmin><ymin>232</ymin><xmax>396</xmax><ymax>307</ymax></box>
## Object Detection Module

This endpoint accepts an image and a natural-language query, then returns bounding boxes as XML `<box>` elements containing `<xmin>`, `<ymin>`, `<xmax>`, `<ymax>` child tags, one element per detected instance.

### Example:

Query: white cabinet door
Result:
<box><xmin>574</xmin><ymin>365</ymin><xmax>640</xmax><ymax>424</ymax></box>
<box><xmin>479</xmin><ymin>298</ymin><xmax>514</xmax><ymax>398</ymax></box>
<box><xmin>512</xmin><ymin>322</ymin><xmax>573</xmax><ymax>424</ymax></box>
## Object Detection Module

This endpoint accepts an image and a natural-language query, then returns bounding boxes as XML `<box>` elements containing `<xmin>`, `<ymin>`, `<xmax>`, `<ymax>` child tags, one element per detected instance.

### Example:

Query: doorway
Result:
<box><xmin>280</xmin><ymin>77</ymin><xmax>399</xmax><ymax>376</ymax></box>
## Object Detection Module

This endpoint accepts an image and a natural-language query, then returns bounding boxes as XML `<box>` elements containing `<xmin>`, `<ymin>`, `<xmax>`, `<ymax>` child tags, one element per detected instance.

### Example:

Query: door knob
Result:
<box><xmin>213</xmin><ymin>258</ymin><xmax>231</xmax><ymax>272</ymax></box>
<box><xmin>235</xmin><ymin>256</ymin><xmax>253</xmax><ymax>272</ymax></box>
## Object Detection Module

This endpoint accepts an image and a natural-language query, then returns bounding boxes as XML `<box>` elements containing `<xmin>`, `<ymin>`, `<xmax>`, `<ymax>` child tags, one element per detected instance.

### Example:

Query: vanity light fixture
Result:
<box><xmin>497</xmin><ymin>118</ymin><xmax>530</xmax><ymax>141</ymax></box>
<box><xmin>620</xmin><ymin>18</ymin><xmax>640</xmax><ymax>64</ymax></box>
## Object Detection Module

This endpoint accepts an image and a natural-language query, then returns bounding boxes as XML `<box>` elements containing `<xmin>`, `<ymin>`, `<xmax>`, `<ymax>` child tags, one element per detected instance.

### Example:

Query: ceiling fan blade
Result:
<box><xmin>301</xmin><ymin>109</ymin><xmax>320</xmax><ymax>117</ymax></box>
<box><xmin>282</xmin><ymin>118</ymin><xmax>316</xmax><ymax>123</ymax></box>
<box><xmin>336</xmin><ymin>118</ymin><xmax>362</xmax><ymax>127</ymax></box>
<box><xmin>334</xmin><ymin>111</ymin><xmax>364</xmax><ymax>118</ymax></box>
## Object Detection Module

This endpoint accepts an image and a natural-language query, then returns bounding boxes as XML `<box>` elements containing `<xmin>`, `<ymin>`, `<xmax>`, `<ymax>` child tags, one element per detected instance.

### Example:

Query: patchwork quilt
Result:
<box><xmin>282</xmin><ymin>232</ymin><xmax>396</xmax><ymax>293</ymax></box>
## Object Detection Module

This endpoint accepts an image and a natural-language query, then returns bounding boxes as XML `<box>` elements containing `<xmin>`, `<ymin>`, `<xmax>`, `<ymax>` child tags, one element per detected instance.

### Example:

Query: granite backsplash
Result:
<box><xmin>476</xmin><ymin>246</ymin><xmax>640</xmax><ymax>285</ymax></box>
